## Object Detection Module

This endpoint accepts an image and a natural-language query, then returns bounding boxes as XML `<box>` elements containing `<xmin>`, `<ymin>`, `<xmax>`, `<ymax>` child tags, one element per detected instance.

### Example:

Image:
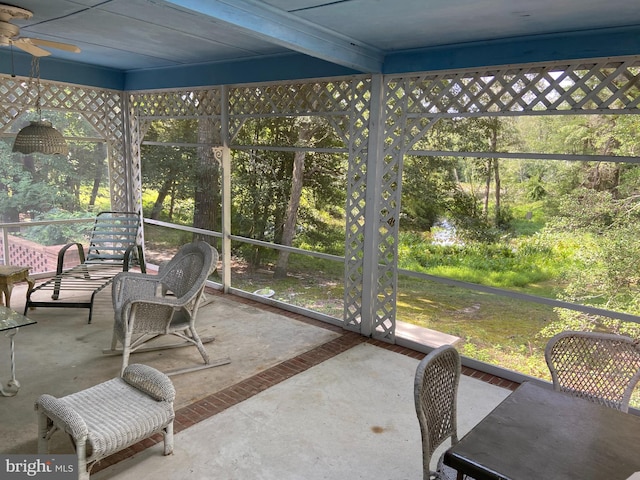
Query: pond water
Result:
<box><xmin>431</xmin><ymin>219</ymin><xmax>458</xmax><ymax>246</ymax></box>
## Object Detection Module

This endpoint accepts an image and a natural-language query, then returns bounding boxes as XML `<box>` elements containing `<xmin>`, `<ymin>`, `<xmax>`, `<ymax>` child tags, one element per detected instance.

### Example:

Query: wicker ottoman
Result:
<box><xmin>35</xmin><ymin>364</ymin><xmax>175</xmax><ymax>480</ymax></box>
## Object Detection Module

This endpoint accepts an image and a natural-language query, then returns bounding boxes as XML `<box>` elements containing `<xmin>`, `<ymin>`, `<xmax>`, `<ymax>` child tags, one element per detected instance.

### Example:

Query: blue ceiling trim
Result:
<box><xmin>0</xmin><ymin>49</ymin><xmax>125</xmax><ymax>91</ymax></box>
<box><xmin>162</xmin><ymin>0</ymin><xmax>383</xmax><ymax>73</ymax></box>
<box><xmin>384</xmin><ymin>26</ymin><xmax>640</xmax><ymax>74</ymax></box>
<box><xmin>1</xmin><ymin>25</ymin><xmax>638</xmax><ymax>92</ymax></box>
<box><xmin>124</xmin><ymin>53</ymin><xmax>359</xmax><ymax>91</ymax></box>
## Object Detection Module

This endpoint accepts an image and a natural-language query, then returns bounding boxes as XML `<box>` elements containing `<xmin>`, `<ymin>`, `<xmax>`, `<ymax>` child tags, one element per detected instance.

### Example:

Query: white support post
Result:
<box><xmin>360</xmin><ymin>74</ymin><xmax>386</xmax><ymax>337</ymax></box>
<box><xmin>220</xmin><ymin>85</ymin><xmax>232</xmax><ymax>293</ymax></box>
<box><xmin>122</xmin><ymin>93</ymin><xmax>137</xmax><ymax>213</ymax></box>
<box><xmin>2</xmin><ymin>227</ymin><xmax>8</xmax><ymax>266</ymax></box>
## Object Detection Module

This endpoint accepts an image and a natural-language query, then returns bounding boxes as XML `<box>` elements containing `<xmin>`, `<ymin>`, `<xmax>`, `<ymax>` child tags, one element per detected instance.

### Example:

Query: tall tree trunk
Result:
<box><xmin>493</xmin><ymin>158</ymin><xmax>501</xmax><ymax>224</ymax></box>
<box><xmin>483</xmin><ymin>158</ymin><xmax>492</xmax><ymax>218</ymax></box>
<box><xmin>151</xmin><ymin>178</ymin><xmax>173</xmax><ymax>219</ymax></box>
<box><xmin>274</xmin><ymin>149</ymin><xmax>305</xmax><ymax>278</ymax></box>
<box><xmin>89</xmin><ymin>163</ymin><xmax>103</xmax><ymax>208</ymax></box>
<box><xmin>193</xmin><ymin>119</ymin><xmax>221</xmax><ymax>241</ymax></box>
<box><xmin>490</xmin><ymin>124</ymin><xmax>500</xmax><ymax>224</ymax></box>
<box><xmin>273</xmin><ymin>119</ymin><xmax>315</xmax><ymax>278</ymax></box>
<box><xmin>169</xmin><ymin>183</ymin><xmax>176</xmax><ymax>220</ymax></box>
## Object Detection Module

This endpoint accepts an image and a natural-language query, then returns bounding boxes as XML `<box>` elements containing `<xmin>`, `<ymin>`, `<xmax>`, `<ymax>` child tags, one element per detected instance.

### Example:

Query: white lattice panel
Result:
<box><xmin>132</xmin><ymin>89</ymin><xmax>221</xmax><ymax>117</ymax></box>
<box><xmin>78</xmin><ymin>56</ymin><xmax>640</xmax><ymax>345</ymax></box>
<box><xmin>344</xmin><ymin>78</ymin><xmax>371</xmax><ymax>332</ymax></box>
<box><xmin>229</xmin><ymin>80</ymin><xmax>357</xmax><ymax>116</ymax></box>
<box><xmin>387</xmin><ymin>58</ymin><xmax>640</xmax><ymax>121</ymax></box>
<box><xmin>129</xmin><ymin>78</ymin><xmax>390</xmax><ymax>336</ymax></box>
<box><xmin>0</xmin><ymin>74</ymin><xmax>128</xmax><ymax>211</ymax></box>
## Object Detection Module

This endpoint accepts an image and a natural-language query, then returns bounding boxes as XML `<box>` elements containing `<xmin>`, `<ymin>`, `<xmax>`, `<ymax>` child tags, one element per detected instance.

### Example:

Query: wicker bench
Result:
<box><xmin>35</xmin><ymin>364</ymin><xmax>175</xmax><ymax>480</ymax></box>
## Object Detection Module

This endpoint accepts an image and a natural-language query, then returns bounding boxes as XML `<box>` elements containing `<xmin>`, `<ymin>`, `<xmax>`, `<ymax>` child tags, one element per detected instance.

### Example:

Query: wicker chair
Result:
<box><xmin>109</xmin><ymin>241</ymin><xmax>227</xmax><ymax>375</ymax></box>
<box><xmin>35</xmin><ymin>364</ymin><xmax>175</xmax><ymax>480</ymax></box>
<box><xmin>545</xmin><ymin>330</ymin><xmax>640</xmax><ymax>413</ymax></box>
<box><xmin>414</xmin><ymin>345</ymin><xmax>467</xmax><ymax>480</ymax></box>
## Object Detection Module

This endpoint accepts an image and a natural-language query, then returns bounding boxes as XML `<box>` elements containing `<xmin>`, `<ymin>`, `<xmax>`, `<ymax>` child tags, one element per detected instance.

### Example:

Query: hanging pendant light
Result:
<box><xmin>13</xmin><ymin>120</ymin><xmax>68</xmax><ymax>155</ymax></box>
<box><xmin>13</xmin><ymin>57</ymin><xmax>68</xmax><ymax>155</ymax></box>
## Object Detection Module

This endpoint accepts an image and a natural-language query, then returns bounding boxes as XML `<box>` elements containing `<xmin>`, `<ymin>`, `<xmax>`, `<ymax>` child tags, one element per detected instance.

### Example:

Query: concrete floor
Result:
<box><xmin>93</xmin><ymin>343</ymin><xmax>510</xmax><ymax>480</ymax></box>
<box><xmin>1</xmin><ymin>283</ymin><xmax>340</xmax><ymax>454</ymax></box>
<box><xmin>1</xmin><ymin>282</ymin><xmax>511</xmax><ymax>479</ymax></box>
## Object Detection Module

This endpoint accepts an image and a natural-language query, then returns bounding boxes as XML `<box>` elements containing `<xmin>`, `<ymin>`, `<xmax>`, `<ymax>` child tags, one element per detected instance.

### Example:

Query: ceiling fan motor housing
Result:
<box><xmin>0</xmin><ymin>4</ymin><xmax>79</xmax><ymax>56</ymax></box>
<box><xmin>0</xmin><ymin>4</ymin><xmax>32</xmax><ymax>44</ymax></box>
<box><xmin>0</xmin><ymin>20</ymin><xmax>19</xmax><ymax>39</ymax></box>
<box><xmin>0</xmin><ymin>5</ymin><xmax>32</xmax><ymax>23</ymax></box>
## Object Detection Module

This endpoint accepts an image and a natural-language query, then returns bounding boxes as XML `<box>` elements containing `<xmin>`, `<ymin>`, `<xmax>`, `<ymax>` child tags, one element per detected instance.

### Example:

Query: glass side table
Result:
<box><xmin>0</xmin><ymin>306</ymin><xmax>36</xmax><ymax>397</ymax></box>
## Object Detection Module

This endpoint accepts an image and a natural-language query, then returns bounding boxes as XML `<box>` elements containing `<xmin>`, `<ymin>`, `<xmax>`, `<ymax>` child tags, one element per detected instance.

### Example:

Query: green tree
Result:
<box><xmin>402</xmin><ymin>116</ymin><xmax>521</xmax><ymax>240</ymax></box>
<box><xmin>0</xmin><ymin>142</ymin><xmax>72</xmax><ymax>222</ymax></box>
<box><xmin>141</xmin><ymin>120</ymin><xmax>199</xmax><ymax>221</ymax></box>
<box><xmin>194</xmin><ymin>118</ymin><xmax>222</xmax><ymax>236</ymax></box>
<box><xmin>401</xmin><ymin>118</ymin><xmax>460</xmax><ymax>231</ymax></box>
<box><xmin>543</xmin><ymin>187</ymin><xmax>640</xmax><ymax>338</ymax></box>
<box><xmin>2</xmin><ymin>104</ymin><xmax>110</xmax><ymax>220</ymax></box>
<box><xmin>232</xmin><ymin>113</ymin><xmax>345</xmax><ymax>269</ymax></box>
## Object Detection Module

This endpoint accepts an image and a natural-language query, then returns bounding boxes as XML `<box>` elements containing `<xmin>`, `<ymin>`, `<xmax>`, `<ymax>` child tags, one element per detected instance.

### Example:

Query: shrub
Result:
<box><xmin>21</xmin><ymin>209</ymin><xmax>93</xmax><ymax>246</ymax></box>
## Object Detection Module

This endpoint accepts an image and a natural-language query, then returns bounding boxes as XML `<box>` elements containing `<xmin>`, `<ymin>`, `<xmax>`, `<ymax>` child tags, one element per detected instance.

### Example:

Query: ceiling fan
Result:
<box><xmin>0</xmin><ymin>3</ymin><xmax>80</xmax><ymax>57</ymax></box>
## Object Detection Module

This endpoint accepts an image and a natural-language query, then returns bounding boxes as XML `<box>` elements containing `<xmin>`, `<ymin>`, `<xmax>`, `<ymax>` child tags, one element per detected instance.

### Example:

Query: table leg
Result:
<box><xmin>26</xmin><ymin>276</ymin><xmax>35</xmax><ymax>310</ymax></box>
<box><xmin>1</xmin><ymin>283</ymin><xmax>13</xmax><ymax>308</ymax></box>
<box><xmin>0</xmin><ymin>329</ymin><xmax>20</xmax><ymax>397</ymax></box>
<box><xmin>0</xmin><ymin>284</ymin><xmax>7</xmax><ymax>307</ymax></box>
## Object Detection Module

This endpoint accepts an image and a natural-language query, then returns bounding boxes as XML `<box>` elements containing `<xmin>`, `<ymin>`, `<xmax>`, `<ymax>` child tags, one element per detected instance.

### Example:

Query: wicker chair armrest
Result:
<box><xmin>122</xmin><ymin>301</ymin><xmax>177</xmax><ymax>330</ymax></box>
<box><xmin>116</xmin><ymin>282</ymin><xmax>186</xmax><ymax>329</ymax></box>
<box><xmin>35</xmin><ymin>394</ymin><xmax>88</xmax><ymax>438</ymax></box>
<box><xmin>122</xmin><ymin>364</ymin><xmax>176</xmax><ymax>402</ymax></box>
<box><xmin>125</xmin><ymin>293</ymin><xmax>186</xmax><ymax>314</ymax></box>
<box><xmin>113</xmin><ymin>271</ymin><xmax>161</xmax><ymax>287</ymax></box>
<box><xmin>112</xmin><ymin>272</ymin><xmax>164</xmax><ymax>308</ymax></box>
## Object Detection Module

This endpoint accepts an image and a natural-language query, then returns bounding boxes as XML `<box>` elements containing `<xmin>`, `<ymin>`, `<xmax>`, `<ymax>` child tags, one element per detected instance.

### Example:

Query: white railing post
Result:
<box><xmin>2</xmin><ymin>227</ymin><xmax>8</xmax><ymax>266</ymax></box>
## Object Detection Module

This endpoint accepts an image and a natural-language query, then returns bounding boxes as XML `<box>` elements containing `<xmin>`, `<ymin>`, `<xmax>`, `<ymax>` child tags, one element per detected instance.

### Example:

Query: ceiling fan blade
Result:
<box><xmin>12</xmin><ymin>39</ymin><xmax>50</xmax><ymax>57</ymax></box>
<box><xmin>25</xmin><ymin>38</ymin><xmax>80</xmax><ymax>53</ymax></box>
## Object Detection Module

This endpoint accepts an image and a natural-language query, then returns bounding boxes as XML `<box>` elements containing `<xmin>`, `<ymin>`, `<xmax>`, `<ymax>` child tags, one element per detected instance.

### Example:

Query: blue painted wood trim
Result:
<box><xmin>163</xmin><ymin>0</ymin><xmax>383</xmax><ymax>73</ymax></box>
<box><xmin>1</xmin><ymin>26</ymin><xmax>637</xmax><ymax>91</ymax></box>
<box><xmin>0</xmin><ymin>49</ymin><xmax>125</xmax><ymax>90</ymax></box>
<box><xmin>384</xmin><ymin>26</ymin><xmax>640</xmax><ymax>74</ymax></box>
<box><xmin>124</xmin><ymin>53</ymin><xmax>358</xmax><ymax>91</ymax></box>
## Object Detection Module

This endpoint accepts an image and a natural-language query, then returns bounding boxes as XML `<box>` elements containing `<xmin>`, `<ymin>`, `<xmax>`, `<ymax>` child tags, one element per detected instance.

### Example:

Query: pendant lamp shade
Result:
<box><xmin>13</xmin><ymin>120</ymin><xmax>69</xmax><ymax>155</ymax></box>
<box><xmin>12</xmin><ymin>57</ymin><xmax>69</xmax><ymax>156</ymax></box>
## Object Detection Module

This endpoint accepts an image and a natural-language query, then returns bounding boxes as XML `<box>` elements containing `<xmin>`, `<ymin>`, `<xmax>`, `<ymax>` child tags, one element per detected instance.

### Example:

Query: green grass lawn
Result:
<box><xmin>397</xmin><ymin>274</ymin><xmax>556</xmax><ymax>378</ymax></box>
<box><xmin>143</xmin><ymin>224</ymin><xmax>578</xmax><ymax>381</ymax></box>
<box><xmin>227</xmin><ymin>252</ymin><xmax>557</xmax><ymax>380</ymax></box>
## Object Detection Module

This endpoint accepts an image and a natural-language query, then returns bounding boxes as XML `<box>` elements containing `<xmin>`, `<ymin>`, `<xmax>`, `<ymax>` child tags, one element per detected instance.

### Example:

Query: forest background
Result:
<box><xmin>2</xmin><ymin>107</ymin><xmax>640</xmax><ymax>380</ymax></box>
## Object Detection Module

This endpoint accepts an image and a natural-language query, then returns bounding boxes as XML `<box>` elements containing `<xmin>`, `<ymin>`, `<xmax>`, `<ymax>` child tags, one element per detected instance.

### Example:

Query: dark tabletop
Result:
<box><xmin>444</xmin><ymin>381</ymin><xmax>640</xmax><ymax>480</ymax></box>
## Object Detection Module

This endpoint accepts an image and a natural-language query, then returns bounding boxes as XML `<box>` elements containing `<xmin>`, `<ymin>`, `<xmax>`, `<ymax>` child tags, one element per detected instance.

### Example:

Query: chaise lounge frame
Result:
<box><xmin>24</xmin><ymin>211</ymin><xmax>145</xmax><ymax>323</ymax></box>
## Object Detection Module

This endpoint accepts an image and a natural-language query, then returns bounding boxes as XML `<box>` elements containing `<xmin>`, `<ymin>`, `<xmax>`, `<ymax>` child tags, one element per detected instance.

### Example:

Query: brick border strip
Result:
<box><xmin>95</xmin><ymin>292</ymin><xmax>519</xmax><ymax>473</ymax></box>
<box><xmin>95</xmin><ymin>330</ymin><xmax>364</xmax><ymax>471</ymax></box>
<box><xmin>174</xmin><ymin>331</ymin><xmax>364</xmax><ymax>431</ymax></box>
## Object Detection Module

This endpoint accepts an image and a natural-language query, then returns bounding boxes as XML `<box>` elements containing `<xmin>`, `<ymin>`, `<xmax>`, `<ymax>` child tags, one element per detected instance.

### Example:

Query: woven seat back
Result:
<box><xmin>160</xmin><ymin>242</ymin><xmax>217</xmax><ymax>301</ymax></box>
<box><xmin>545</xmin><ymin>331</ymin><xmax>640</xmax><ymax>412</ymax></box>
<box><xmin>414</xmin><ymin>345</ymin><xmax>461</xmax><ymax>479</ymax></box>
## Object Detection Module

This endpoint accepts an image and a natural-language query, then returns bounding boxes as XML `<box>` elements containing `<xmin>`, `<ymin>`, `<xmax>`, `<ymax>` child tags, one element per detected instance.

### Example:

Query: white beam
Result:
<box><xmin>162</xmin><ymin>0</ymin><xmax>383</xmax><ymax>73</ymax></box>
